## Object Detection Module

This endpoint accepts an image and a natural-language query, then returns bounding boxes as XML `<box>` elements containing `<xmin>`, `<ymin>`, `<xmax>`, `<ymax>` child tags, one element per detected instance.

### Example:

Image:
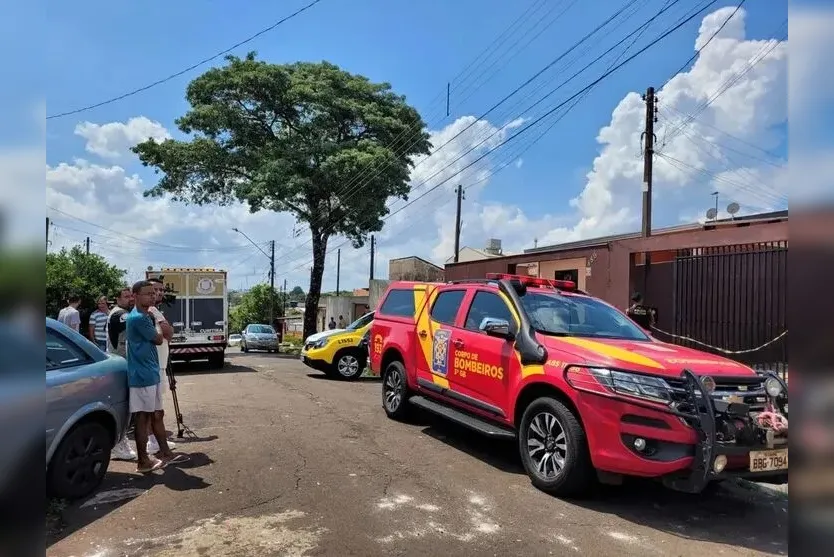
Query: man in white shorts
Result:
<box><xmin>147</xmin><ymin>277</ymin><xmax>176</xmax><ymax>454</ymax></box>
<box><xmin>126</xmin><ymin>280</ymin><xmax>188</xmax><ymax>472</ymax></box>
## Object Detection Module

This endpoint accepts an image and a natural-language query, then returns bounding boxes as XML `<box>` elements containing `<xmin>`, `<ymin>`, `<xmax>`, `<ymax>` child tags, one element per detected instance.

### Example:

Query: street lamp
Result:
<box><xmin>232</xmin><ymin>228</ymin><xmax>276</xmax><ymax>324</ymax></box>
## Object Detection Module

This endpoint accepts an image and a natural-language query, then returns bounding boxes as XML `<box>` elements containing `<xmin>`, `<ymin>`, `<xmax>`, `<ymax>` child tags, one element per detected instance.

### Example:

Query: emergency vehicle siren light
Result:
<box><xmin>485</xmin><ymin>273</ymin><xmax>576</xmax><ymax>291</ymax></box>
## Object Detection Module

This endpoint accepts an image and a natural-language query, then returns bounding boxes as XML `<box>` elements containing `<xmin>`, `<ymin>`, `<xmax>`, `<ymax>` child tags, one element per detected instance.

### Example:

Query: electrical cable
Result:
<box><xmin>46</xmin><ymin>0</ymin><xmax>325</xmax><ymax>119</ymax></box>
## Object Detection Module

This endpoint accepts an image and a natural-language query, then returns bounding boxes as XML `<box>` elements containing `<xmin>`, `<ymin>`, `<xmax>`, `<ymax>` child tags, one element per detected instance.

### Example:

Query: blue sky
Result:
<box><xmin>37</xmin><ymin>0</ymin><xmax>794</xmax><ymax>290</ymax></box>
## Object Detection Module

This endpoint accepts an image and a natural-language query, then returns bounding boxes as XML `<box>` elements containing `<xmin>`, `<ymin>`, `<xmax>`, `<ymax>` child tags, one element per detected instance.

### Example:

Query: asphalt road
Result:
<box><xmin>48</xmin><ymin>353</ymin><xmax>788</xmax><ymax>557</ymax></box>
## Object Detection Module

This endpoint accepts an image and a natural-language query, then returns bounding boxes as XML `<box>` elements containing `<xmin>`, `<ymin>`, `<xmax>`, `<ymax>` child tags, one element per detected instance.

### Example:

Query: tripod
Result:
<box><xmin>166</xmin><ymin>360</ymin><xmax>196</xmax><ymax>439</ymax></box>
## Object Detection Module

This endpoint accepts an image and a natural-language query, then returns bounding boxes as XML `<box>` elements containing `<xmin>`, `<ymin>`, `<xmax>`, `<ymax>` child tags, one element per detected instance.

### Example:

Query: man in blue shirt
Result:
<box><xmin>126</xmin><ymin>280</ymin><xmax>188</xmax><ymax>472</ymax></box>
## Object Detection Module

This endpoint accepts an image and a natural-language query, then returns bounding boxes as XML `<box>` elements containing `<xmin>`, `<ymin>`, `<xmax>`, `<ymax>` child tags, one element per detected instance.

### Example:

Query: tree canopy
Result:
<box><xmin>228</xmin><ymin>284</ymin><xmax>287</xmax><ymax>334</ymax></box>
<box><xmin>46</xmin><ymin>246</ymin><xmax>126</xmax><ymax>319</ymax></box>
<box><xmin>133</xmin><ymin>53</ymin><xmax>431</xmax><ymax>338</ymax></box>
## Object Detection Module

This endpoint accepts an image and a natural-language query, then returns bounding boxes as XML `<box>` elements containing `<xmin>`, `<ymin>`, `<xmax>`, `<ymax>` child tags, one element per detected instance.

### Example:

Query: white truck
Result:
<box><xmin>145</xmin><ymin>267</ymin><xmax>228</xmax><ymax>368</ymax></box>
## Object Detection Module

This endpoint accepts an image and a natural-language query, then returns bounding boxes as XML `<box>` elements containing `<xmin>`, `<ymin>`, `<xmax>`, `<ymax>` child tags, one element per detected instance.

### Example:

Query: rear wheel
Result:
<box><xmin>47</xmin><ymin>421</ymin><xmax>113</xmax><ymax>500</ymax></box>
<box><xmin>518</xmin><ymin>397</ymin><xmax>593</xmax><ymax>498</ymax></box>
<box><xmin>382</xmin><ymin>360</ymin><xmax>411</xmax><ymax>420</ymax></box>
<box><xmin>333</xmin><ymin>350</ymin><xmax>366</xmax><ymax>381</ymax></box>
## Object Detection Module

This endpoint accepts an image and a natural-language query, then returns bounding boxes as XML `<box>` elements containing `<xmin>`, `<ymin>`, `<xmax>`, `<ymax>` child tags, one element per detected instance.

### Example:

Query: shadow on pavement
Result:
<box><xmin>172</xmin><ymin>360</ymin><xmax>259</xmax><ymax>375</ymax></box>
<box><xmin>47</xmin><ymin>453</ymin><xmax>215</xmax><ymax>548</ymax></box>
<box><xmin>306</xmin><ymin>373</ymin><xmax>382</xmax><ymax>383</ymax></box>
<box><xmin>416</xmin><ymin>413</ymin><xmax>788</xmax><ymax>555</ymax></box>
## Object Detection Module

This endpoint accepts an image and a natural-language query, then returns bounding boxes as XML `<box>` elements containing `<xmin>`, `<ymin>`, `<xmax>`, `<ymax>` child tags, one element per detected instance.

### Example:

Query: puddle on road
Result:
<box><xmin>99</xmin><ymin>510</ymin><xmax>326</xmax><ymax>557</ymax></box>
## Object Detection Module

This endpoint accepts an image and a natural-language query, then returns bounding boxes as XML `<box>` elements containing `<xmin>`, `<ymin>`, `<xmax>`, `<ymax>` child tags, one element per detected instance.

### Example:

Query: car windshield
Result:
<box><xmin>229</xmin><ymin>334</ymin><xmax>241</xmax><ymax>339</ymax></box>
<box><xmin>520</xmin><ymin>292</ymin><xmax>650</xmax><ymax>341</ymax></box>
<box><xmin>346</xmin><ymin>312</ymin><xmax>374</xmax><ymax>331</ymax></box>
<box><xmin>248</xmin><ymin>325</ymin><xmax>274</xmax><ymax>334</ymax></box>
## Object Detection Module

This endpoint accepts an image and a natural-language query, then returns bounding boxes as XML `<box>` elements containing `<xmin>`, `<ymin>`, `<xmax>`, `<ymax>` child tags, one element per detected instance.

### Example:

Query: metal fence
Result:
<box><xmin>668</xmin><ymin>241</ymin><xmax>788</xmax><ymax>378</ymax></box>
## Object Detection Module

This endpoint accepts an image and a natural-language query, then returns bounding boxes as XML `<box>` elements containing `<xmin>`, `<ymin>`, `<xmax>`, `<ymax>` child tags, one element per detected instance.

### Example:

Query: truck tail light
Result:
<box><xmin>209</xmin><ymin>335</ymin><xmax>225</xmax><ymax>341</ymax></box>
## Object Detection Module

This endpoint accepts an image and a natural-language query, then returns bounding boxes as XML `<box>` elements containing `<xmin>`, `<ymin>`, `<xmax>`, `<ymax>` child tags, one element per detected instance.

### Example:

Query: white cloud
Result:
<box><xmin>44</xmin><ymin>7</ymin><xmax>791</xmax><ymax>292</ymax></box>
<box><xmin>74</xmin><ymin>116</ymin><xmax>171</xmax><ymax>159</ymax></box>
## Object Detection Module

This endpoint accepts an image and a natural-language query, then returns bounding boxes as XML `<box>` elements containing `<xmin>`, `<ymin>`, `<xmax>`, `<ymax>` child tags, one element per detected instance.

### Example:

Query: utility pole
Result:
<box><xmin>269</xmin><ymin>240</ymin><xmax>276</xmax><ymax>325</ymax></box>
<box><xmin>369</xmin><ymin>235</ymin><xmax>375</xmax><ymax>282</ymax></box>
<box><xmin>446</xmin><ymin>82</ymin><xmax>451</xmax><ymax>117</ymax></box>
<box><xmin>46</xmin><ymin>217</ymin><xmax>50</xmax><ymax>251</ymax></box>
<box><xmin>453</xmin><ymin>185</ymin><xmax>465</xmax><ymax>263</ymax></box>
<box><xmin>283</xmin><ymin>278</ymin><xmax>288</xmax><ymax>317</ymax></box>
<box><xmin>641</xmin><ymin>86</ymin><xmax>657</xmax><ymax>296</ymax></box>
<box><xmin>85</xmin><ymin>237</ymin><xmax>90</xmax><ymax>255</ymax></box>
<box><xmin>336</xmin><ymin>248</ymin><xmax>341</xmax><ymax>295</ymax></box>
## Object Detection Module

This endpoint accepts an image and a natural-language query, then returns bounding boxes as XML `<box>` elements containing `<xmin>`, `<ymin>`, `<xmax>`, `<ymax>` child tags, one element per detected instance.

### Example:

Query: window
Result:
<box><xmin>247</xmin><ymin>325</ymin><xmax>275</xmax><ymax>334</ymax></box>
<box><xmin>465</xmin><ymin>291</ymin><xmax>515</xmax><ymax>331</ymax></box>
<box><xmin>378</xmin><ymin>289</ymin><xmax>416</xmax><ymax>317</ymax></box>
<box><xmin>430</xmin><ymin>290</ymin><xmax>466</xmax><ymax>325</ymax></box>
<box><xmin>519</xmin><ymin>293</ymin><xmax>649</xmax><ymax>341</ymax></box>
<box><xmin>46</xmin><ymin>330</ymin><xmax>92</xmax><ymax>370</ymax></box>
<box><xmin>346</xmin><ymin>312</ymin><xmax>375</xmax><ymax>331</ymax></box>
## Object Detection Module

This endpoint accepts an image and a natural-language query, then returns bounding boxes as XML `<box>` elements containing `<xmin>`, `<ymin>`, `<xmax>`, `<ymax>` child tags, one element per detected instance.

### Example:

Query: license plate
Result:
<box><xmin>749</xmin><ymin>449</ymin><xmax>788</xmax><ymax>472</ymax></box>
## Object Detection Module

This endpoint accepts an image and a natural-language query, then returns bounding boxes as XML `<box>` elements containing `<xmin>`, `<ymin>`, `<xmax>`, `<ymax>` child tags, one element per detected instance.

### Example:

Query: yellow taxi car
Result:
<box><xmin>300</xmin><ymin>312</ymin><xmax>374</xmax><ymax>380</ymax></box>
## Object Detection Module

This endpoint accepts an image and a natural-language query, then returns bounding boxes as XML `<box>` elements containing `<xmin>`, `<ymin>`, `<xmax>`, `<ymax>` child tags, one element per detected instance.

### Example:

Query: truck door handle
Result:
<box><xmin>418</xmin><ymin>330</ymin><xmax>428</xmax><ymax>339</ymax></box>
<box><xmin>453</xmin><ymin>339</ymin><xmax>464</xmax><ymax>349</ymax></box>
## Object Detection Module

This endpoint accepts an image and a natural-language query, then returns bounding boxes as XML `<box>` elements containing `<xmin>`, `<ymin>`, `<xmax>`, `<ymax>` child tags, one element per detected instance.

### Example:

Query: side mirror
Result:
<box><xmin>479</xmin><ymin>317</ymin><xmax>513</xmax><ymax>339</ymax></box>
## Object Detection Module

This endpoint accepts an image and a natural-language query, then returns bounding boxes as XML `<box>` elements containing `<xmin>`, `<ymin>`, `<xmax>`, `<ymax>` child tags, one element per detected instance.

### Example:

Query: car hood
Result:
<box><xmin>542</xmin><ymin>335</ymin><xmax>757</xmax><ymax>378</ymax></box>
<box><xmin>305</xmin><ymin>329</ymin><xmax>346</xmax><ymax>343</ymax></box>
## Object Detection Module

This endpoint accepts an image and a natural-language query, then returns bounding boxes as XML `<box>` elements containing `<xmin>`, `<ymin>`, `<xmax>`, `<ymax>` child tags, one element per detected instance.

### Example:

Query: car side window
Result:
<box><xmin>464</xmin><ymin>291</ymin><xmax>515</xmax><ymax>331</ymax></box>
<box><xmin>430</xmin><ymin>290</ymin><xmax>466</xmax><ymax>326</ymax></box>
<box><xmin>378</xmin><ymin>289</ymin><xmax>416</xmax><ymax>318</ymax></box>
<box><xmin>46</xmin><ymin>330</ymin><xmax>93</xmax><ymax>370</ymax></box>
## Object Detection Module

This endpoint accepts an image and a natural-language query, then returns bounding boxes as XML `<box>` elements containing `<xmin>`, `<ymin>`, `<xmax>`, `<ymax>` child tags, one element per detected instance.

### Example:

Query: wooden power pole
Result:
<box><xmin>369</xmin><ymin>235</ymin><xmax>375</xmax><ymax>281</ymax></box>
<box><xmin>269</xmin><ymin>240</ymin><xmax>275</xmax><ymax>324</ymax></box>
<box><xmin>85</xmin><ymin>237</ymin><xmax>91</xmax><ymax>255</ymax></box>
<box><xmin>453</xmin><ymin>185</ymin><xmax>464</xmax><ymax>263</ymax></box>
<box><xmin>336</xmin><ymin>248</ymin><xmax>341</xmax><ymax>295</ymax></box>
<box><xmin>641</xmin><ymin>86</ymin><xmax>657</xmax><ymax>295</ymax></box>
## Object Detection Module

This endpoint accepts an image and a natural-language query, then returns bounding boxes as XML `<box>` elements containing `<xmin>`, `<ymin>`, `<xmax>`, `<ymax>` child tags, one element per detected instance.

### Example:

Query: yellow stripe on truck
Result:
<box><xmin>413</xmin><ymin>284</ymin><xmax>448</xmax><ymax>386</ymax></box>
<box><xmin>557</xmin><ymin>337</ymin><xmax>666</xmax><ymax>369</ymax></box>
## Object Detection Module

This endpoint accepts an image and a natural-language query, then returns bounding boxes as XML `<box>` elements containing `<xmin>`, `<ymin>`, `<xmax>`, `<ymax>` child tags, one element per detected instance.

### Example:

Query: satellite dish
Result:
<box><xmin>727</xmin><ymin>202</ymin><xmax>740</xmax><ymax>217</ymax></box>
<box><xmin>706</xmin><ymin>208</ymin><xmax>718</xmax><ymax>220</ymax></box>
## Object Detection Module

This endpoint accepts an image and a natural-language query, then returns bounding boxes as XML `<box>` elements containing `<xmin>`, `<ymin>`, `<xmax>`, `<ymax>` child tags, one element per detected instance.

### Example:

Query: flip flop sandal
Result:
<box><xmin>137</xmin><ymin>459</ymin><xmax>164</xmax><ymax>474</ymax></box>
<box><xmin>162</xmin><ymin>454</ymin><xmax>190</xmax><ymax>467</ymax></box>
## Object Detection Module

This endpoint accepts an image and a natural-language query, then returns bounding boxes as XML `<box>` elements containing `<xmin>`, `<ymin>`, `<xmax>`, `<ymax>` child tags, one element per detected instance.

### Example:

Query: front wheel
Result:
<box><xmin>382</xmin><ymin>361</ymin><xmax>411</xmax><ymax>420</ymax></box>
<box><xmin>47</xmin><ymin>421</ymin><xmax>113</xmax><ymax>500</ymax></box>
<box><xmin>333</xmin><ymin>350</ymin><xmax>366</xmax><ymax>381</ymax></box>
<box><xmin>518</xmin><ymin>397</ymin><xmax>593</xmax><ymax>498</ymax></box>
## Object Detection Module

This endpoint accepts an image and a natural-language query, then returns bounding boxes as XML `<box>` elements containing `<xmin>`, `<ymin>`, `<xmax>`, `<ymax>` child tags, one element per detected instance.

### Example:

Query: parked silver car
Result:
<box><xmin>240</xmin><ymin>323</ymin><xmax>279</xmax><ymax>353</ymax></box>
<box><xmin>45</xmin><ymin>318</ymin><xmax>130</xmax><ymax>499</ymax></box>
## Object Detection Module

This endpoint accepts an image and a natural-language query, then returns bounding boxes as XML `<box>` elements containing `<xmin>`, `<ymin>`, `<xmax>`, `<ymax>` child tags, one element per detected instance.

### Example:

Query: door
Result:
<box><xmin>417</xmin><ymin>288</ymin><xmax>467</xmax><ymax>390</ymax></box>
<box><xmin>453</xmin><ymin>289</ymin><xmax>519</xmax><ymax>412</ymax></box>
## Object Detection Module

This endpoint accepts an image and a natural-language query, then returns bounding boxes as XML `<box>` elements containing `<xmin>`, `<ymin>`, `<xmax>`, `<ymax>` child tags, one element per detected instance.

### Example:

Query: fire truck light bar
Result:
<box><xmin>485</xmin><ymin>273</ymin><xmax>577</xmax><ymax>291</ymax></box>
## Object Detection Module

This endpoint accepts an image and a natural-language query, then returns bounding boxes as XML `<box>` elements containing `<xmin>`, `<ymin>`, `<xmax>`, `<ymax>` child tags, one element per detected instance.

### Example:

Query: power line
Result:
<box><xmin>46</xmin><ymin>0</ymin><xmax>325</xmax><ymax>120</ymax></box>
<box><xmin>660</xmin><ymin>0</ymin><xmax>746</xmax><ymax>88</ymax></box>
<box><xmin>274</xmin><ymin>0</ymin><xmax>721</xmax><ymax>279</ymax></box>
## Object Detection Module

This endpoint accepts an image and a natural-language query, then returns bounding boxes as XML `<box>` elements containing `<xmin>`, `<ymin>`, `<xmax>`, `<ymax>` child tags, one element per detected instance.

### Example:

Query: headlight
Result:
<box><xmin>764</xmin><ymin>376</ymin><xmax>784</xmax><ymax>397</ymax></box>
<box><xmin>567</xmin><ymin>366</ymin><xmax>674</xmax><ymax>405</ymax></box>
<box><xmin>312</xmin><ymin>338</ymin><xmax>329</xmax><ymax>348</ymax></box>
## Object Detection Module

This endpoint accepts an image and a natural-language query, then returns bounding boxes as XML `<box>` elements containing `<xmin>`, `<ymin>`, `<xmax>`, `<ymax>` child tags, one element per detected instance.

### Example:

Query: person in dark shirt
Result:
<box><xmin>626</xmin><ymin>292</ymin><xmax>655</xmax><ymax>331</ymax></box>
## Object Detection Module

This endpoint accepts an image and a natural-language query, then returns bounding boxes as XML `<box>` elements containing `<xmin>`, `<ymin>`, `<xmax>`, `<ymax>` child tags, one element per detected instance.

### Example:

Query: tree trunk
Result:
<box><xmin>302</xmin><ymin>232</ymin><xmax>328</xmax><ymax>339</ymax></box>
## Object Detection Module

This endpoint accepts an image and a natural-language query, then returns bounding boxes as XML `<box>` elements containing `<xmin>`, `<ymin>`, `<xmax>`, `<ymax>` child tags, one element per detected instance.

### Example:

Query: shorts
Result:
<box><xmin>129</xmin><ymin>384</ymin><xmax>163</xmax><ymax>414</ymax></box>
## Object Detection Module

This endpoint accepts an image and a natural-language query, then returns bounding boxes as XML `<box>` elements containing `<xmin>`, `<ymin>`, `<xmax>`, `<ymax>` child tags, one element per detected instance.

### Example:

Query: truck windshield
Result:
<box><xmin>346</xmin><ymin>312</ymin><xmax>374</xmax><ymax>331</ymax></box>
<box><xmin>248</xmin><ymin>325</ymin><xmax>275</xmax><ymax>334</ymax></box>
<box><xmin>520</xmin><ymin>292</ymin><xmax>650</xmax><ymax>341</ymax></box>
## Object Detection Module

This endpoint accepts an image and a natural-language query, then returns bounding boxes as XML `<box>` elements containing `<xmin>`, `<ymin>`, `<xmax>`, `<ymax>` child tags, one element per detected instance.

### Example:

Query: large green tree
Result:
<box><xmin>229</xmin><ymin>284</ymin><xmax>286</xmax><ymax>334</ymax></box>
<box><xmin>46</xmin><ymin>246</ymin><xmax>126</xmax><ymax>319</ymax></box>
<box><xmin>133</xmin><ymin>53</ymin><xmax>431</xmax><ymax>338</ymax></box>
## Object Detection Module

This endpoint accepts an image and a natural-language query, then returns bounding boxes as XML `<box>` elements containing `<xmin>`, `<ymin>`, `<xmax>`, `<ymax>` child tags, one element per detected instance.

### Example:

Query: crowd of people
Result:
<box><xmin>56</xmin><ymin>278</ymin><xmax>190</xmax><ymax>473</ymax></box>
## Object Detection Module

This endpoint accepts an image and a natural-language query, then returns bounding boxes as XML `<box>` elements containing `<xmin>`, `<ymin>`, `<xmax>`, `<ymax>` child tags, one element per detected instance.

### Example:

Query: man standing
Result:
<box><xmin>88</xmin><ymin>295</ymin><xmax>109</xmax><ymax>351</ymax></box>
<box><xmin>126</xmin><ymin>280</ymin><xmax>187</xmax><ymax>472</ymax></box>
<box><xmin>57</xmin><ymin>295</ymin><xmax>81</xmax><ymax>332</ymax></box>
<box><xmin>337</xmin><ymin>314</ymin><xmax>346</xmax><ymax>329</ymax></box>
<box><xmin>328</xmin><ymin>317</ymin><xmax>337</xmax><ymax>330</ymax></box>
<box><xmin>108</xmin><ymin>286</ymin><xmax>138</xmax><ymax>461</ymax></box>
<box><xmin>147</xmin><ymin>278</ymin><xmax>176</xmax><ymax>454</ymax></box>
<box><xmin>626</xmin><ymin>292</ymin><xmax>656</xmax><ymax>332</ymax></box>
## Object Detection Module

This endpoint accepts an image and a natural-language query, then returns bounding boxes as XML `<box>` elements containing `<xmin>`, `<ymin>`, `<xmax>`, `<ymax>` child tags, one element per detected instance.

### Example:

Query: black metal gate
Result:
<box><xmin>671</xmin><ymin>242</ymin><xmax>788</xmax><ymax>375</ymax></box>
